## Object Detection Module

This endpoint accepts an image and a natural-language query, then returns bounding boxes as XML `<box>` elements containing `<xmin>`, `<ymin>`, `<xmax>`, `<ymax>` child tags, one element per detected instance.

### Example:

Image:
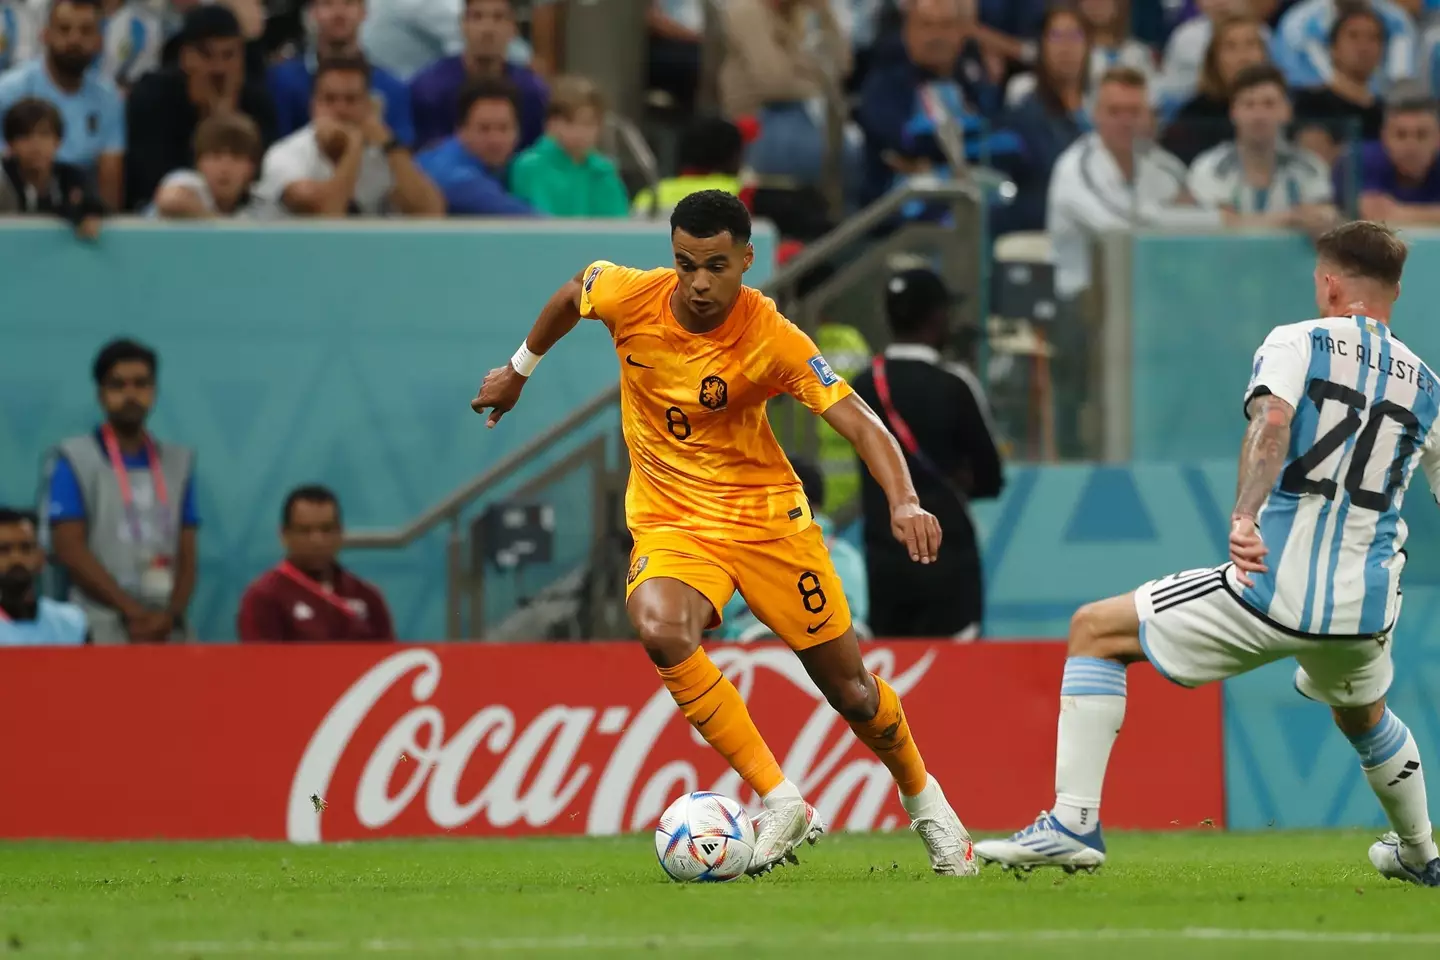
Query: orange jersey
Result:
<box><xmin>579</xmin><ymin>260</ymin><xmax>854</xmax><ymax>542</ymax></box>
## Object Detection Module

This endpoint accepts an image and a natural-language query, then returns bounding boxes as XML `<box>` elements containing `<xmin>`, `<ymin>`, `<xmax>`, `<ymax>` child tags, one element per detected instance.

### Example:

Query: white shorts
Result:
<box><xmin>1134</xmin><ymin>565</ymin><xmax>1394</xmax><ymax>708</ymax></box>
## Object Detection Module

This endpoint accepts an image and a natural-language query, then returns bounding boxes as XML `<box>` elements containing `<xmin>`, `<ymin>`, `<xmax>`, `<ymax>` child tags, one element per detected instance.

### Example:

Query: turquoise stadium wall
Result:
<box><xmin>2</xmin><ymin>223</ymin><xmax>1437</xmax><ymax>830</ymax></box>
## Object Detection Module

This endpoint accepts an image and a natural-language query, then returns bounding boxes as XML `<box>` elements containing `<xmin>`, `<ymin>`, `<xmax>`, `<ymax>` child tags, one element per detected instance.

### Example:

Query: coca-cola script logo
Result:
<box><xmin>286</xmin><ymin>646</ymin><xmax>935</xmax><ymax>843</ymax></box>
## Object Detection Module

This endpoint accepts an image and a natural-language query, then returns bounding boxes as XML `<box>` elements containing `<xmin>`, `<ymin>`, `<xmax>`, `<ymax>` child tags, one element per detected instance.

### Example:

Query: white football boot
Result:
<box><xmin>972</xmin><ymin>811</ymin><xmax>1107</xmax><ymax>873</ymax></box>
<box><xmin>903</xmin><ymin>776</ymin><xmax>978</xmax><ymax>876</ymax></box>
<box><xmin>1369</xmin><ymin>832</ymin><xmax>1440</xmax><ymax>886</ymax></box>
<box><xmin>747</xmin><ymin>801</ymin><xmax>825</xmax><ymax>876</ymax></box>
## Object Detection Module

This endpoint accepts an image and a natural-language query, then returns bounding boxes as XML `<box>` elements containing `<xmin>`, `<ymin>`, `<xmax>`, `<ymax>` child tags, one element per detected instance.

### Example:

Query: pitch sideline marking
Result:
<box><xmin>5</xmin><ymin>928</ymin><xmax>1440</xmax><ymax>955</ymax></box>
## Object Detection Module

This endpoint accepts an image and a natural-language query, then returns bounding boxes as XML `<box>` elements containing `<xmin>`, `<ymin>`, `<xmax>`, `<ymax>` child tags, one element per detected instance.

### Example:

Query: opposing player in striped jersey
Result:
<box><xmin>975</xmin><ymin>221</ymin><xmax>1440</xmax><ymax>886</ymax></box>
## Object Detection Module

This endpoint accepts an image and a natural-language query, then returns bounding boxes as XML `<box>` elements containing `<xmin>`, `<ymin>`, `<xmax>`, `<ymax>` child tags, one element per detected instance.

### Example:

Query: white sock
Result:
<box><xmin>1052</xmin><ymin>657</ymin><xmax>1126</xmax><ymax>835</ymax></box>
<box><xmin>899</xmin><ymin>774</ymin><xmax>940</xmax><ymax>819</ymax></box>
<box><xmin>1349</xmin><ymin>709</ymin><xmax>1439</xmax><ymax>866</ymax></box>
<box><xmin>761</xmin><ymin>778</ymin><xmax>803</xmax><ymax>810</ymax></box>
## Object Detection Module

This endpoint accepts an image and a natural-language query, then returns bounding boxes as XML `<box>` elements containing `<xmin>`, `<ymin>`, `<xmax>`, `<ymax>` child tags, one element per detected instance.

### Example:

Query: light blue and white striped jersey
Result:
<box><xmin>0</xmin><ymin>0</ymin><xmax>37</xmax><ymax>75</ymax></box>
<box><xmin>101</xmin><ymin>1</ymin><xmax>168</xmax><ymax>89</ymax></box>
<box><xmin>1238</xmin><ymin>316</ymin><xmax>1440</xmax><ymax>637</ymax></box>
<box><xmin>1275</xmin><ymin>0</ymin><xmax>1416</xmax><ymax>92</ymax></box>
<box><xmin>1187</xmin><ymin>143</ymin><xmax>1333</xmax><ymax>214</ymax></box>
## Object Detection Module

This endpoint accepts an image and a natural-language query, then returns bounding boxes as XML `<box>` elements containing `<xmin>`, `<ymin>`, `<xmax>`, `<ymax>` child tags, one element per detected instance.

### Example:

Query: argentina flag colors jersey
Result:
<box><xmin>1238</xmin><ymin>316</ymin><xmax>1440</xmax><ymax>637</ymax></box>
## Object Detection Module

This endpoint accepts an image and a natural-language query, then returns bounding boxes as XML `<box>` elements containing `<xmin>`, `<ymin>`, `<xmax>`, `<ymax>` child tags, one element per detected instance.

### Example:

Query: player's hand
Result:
<box><xmin>471</xmin><ymin>364</ymin><xmax>526</xmax><ymax>428</ymax></box>
<box><xmin>1229</xmin><ymin>515</ymin><xmax>1268</xmax><ymax>587</ymax></box>
<box><xmin>891</xmin><ymin>501</ymin><xmax>941</xmax><ymax>564</ymax></box>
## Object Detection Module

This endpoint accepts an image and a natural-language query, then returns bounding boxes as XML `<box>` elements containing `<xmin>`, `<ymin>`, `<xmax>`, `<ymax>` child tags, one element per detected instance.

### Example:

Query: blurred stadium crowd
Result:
<box><xmin>1</xmin><ymin>0</ymin><xmax>1438</xmax><ymax>230</ymax></box>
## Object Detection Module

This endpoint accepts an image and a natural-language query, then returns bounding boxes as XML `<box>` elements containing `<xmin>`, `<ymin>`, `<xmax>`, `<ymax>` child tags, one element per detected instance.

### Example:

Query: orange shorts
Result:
<box><xmin>625</xmin><ymin>524</ymin><xmax>852</xmax><ymax>650</ymax></box>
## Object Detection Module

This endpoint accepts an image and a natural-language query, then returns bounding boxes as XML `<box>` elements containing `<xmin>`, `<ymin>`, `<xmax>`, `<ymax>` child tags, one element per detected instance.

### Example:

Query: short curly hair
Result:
<box><xmin>670</xmin><ymin>189</ymin><xmax>751</xmax><ymax>244</ymax></box>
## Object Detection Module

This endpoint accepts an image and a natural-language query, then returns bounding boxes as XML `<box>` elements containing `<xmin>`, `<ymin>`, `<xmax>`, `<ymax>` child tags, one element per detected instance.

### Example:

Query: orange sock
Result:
<box><xmin>658</xmin><ymin>648</ymin><xmax>785</xmax><ymax>798</ymax></box>
<box><xmin>849</xmin><ymin>674</ymin><xmax>929</xmax><ymax>797</ymax></box>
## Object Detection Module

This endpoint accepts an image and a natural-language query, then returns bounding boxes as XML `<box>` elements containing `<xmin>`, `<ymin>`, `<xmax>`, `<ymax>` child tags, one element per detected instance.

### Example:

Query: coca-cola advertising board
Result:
<box><xmin>0</xmin><ymin>642</ymin><xmax>1223</xmax><ymax>841</ymax></box>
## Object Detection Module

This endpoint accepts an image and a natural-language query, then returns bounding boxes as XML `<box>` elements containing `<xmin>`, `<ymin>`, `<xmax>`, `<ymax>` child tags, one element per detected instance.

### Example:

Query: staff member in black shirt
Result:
<box><xmin>852</xmin><ymin>267</ymin><xmax>1003</xmax><ymax>639</ymax></box>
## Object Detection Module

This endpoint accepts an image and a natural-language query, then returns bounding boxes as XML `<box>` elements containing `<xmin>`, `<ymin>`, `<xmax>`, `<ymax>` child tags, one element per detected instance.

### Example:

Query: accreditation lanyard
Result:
<box><xmin>275</xmin><ymin>561</ymin><xmax>359</xmax><ymax>619</ymax></box>
<box><xmin>871</xmin><ymin>356</ymin><xmax>968</xmax><ymax>506</ymax></box>
<box><xmin>100</xmin><ymin>423</ymin><xmax>170</xmax><ymax>550</ymax></box>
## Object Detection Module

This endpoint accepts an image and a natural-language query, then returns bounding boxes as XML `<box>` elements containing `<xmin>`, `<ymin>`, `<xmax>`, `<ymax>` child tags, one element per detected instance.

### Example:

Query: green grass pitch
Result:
<box><xmin>1</xmin><ymin>832</ymin><xmax>1437</xmax><ymax>958</ymax></box>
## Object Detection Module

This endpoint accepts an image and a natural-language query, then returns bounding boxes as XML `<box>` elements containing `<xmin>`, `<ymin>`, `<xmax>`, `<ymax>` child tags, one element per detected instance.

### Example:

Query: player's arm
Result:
<box><xmin>1229</xmin><ymin>391</ymin><xmax>1296</xmax><ymax>586</ymax></box>
<box><xmin>469</xmin><ymin>267</ymin><xmax>588</xmax><ymax>427</ymax></box>
<box><xmin>822</xmin><ymin>394</ymin><xmax>941</xmax><ymax>564</ymax></box>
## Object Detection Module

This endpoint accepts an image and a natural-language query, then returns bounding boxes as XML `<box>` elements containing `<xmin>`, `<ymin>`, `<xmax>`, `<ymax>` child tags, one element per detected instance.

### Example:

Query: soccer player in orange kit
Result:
<box><xmin>472</xmin><ymin>191</ymin><xmax>976</xmax><ymax>876</ymax></box>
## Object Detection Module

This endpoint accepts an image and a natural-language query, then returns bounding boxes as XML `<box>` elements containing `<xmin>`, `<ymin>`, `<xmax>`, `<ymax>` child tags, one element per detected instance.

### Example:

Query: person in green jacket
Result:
<box><xmin>510</xmin><ymin>75</ymin><xmax>630</xmax><ymax>217</ymax></box>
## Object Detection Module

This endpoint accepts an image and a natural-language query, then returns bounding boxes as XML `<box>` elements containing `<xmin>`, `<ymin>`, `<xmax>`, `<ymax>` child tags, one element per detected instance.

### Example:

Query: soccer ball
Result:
<box><xmin>654</xmin><ymin>791</ymin><xmax>756</xmax><ymax>882</ymax></box>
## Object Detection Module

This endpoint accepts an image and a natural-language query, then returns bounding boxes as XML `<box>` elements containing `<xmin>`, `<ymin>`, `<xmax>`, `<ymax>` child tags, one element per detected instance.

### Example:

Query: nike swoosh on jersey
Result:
<box><xmin>626</xmin><ymin>355</ymin><xmax>653</xmax><ymax>368</ymax></box>
<box><xmin>806</xmin><ymin>613</ymin><xmax>834</xmax><ymax>635</ymax></box>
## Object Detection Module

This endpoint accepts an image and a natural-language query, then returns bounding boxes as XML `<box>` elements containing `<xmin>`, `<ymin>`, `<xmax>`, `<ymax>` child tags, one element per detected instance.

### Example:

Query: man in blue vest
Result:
<box><xmin>0</xmin><ymin>508</ymin><xmax>87</xmax><ymax>647</ymax></box>
<box><xmin>46</xmin><ymin>338</ymin><xmax>199</xmax><ymax>645</ymax></box>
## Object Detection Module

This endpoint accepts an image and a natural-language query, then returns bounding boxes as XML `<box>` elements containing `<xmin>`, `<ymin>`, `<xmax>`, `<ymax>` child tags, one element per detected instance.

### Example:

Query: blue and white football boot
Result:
<box><xmin>972</xmin><ymin>811</ymin><xmax>1107</xmax><ymax>873</ymax></box>
<box><xmin>1369</xmin><ymin>833</ymin><xmax>1440</xmax><ymax>886</ymax></box>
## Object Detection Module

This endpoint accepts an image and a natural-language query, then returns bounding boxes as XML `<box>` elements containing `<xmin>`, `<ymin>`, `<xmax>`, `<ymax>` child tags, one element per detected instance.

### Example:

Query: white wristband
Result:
<box><xmin>510</xmin><ymin>342</ymin><xmax>542</xmax><ymax>377</ymax></box>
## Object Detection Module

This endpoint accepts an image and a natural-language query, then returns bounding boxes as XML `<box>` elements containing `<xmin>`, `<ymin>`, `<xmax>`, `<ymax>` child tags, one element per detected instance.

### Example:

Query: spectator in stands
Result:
<box><xmin>631</xmin><ymin>116</ymin><xmax>743</xmax><ymax>216</ymax></box>
<box><xmin>126</xmin><ymin>6</ymin><xmax>277</xmax><ymax>210</ymax></box>
<box><xmin>858</xmin><ymin>0</ymin><xmax>1013</xmax><ymax>205</ymax></box>
<box><xmin>152</xmin><ymin>113</ymin><xmax>263</xmax><ymax>218</ymax></box>
<box><xmin>409</xmin><ymin>0</ymin><xmax>546</xmax><ymax>153</ymax></box>
<box><xmin>852</xmin><ymin>267</ymin><xmax>1001</xmax><ymax>639</ymax></box>
<box><xmin>1161</xmin><ymin>13</ymin><xmax>1269</xmax><ymax>163</ymax></box>
<box><xmin>1276</xmin><ymin>0</ymin><xmax>1414</xmax><ymax>90</ymax></box>
<box><xmin>1078</xmin><ymin>0</ymin><xmax>1158</xmax><ymax>91</ymax></box>
<box><xmin>237</xmin><ymin>486</ymin><xmax>395</xmax><ymax>642</ymax></box>
<box><xmin>510</xmin><ymin>74</ymin><xmax>628</xmax><ymax>217</ymax></box>
<box><xmin>998</xmin><ymin>4</ymin><xmax>1092</xmax><ymax>235</ymax></box>
<box><xmin>100</xmin><ymin>0</ymin><xmax>167</xmax><ymax>91</ymax></box>
<box><xmin>1292</xmin><ymin>2</ymin><xmax>1388</xmax><ymax>157</ymax></box>
<box><xmin>719</xmin><ymin>0</ymin><xmax>852</xmax><ymax>190</ymax></box>
<box><xmin>255</xmin><ymin>56</ymin><xmax>443</xmax><ymax>217</ymax></box>
<box><xmin>1049</xmin><ymin>68</ymin><xmax>1220</xmax><ymax>455</ymax></box>
<box><xmin>2</xmin><ymin>97</ymin><xmax>105</xmax><ymax>237</ymax></box>
<box><xmin>1348</xmin><ymin>96</ymin><xmax>1440</xmax><ymax>223</ymax></box>
<box><xmin>714</xmin><ymin>458</ymin><xmax>869</xmax><ymax>641</ymax></box>
<box><xmin>1158</xmin><ymin>0</ymin><xmax>1273</xmax><ymax>108</ymax></box>
<box><xmin>1188</xmin><ymin>63</ymin><xmax>1339</xmax><ymax>227</ymax></box>
<box><xmin>0</xmin><ymin>0</ymin><xmax>124</xmax><ymax>210</ymax></box>
<box><xmin>0</xmin><ymin>508</ymin><xmax>87</xmax><ymax>647</ymax></box>
<box><xmin>47</xmin><ymin>339</ymin><xmax>198</xmax><ymax>646</ymax></box>
<box><xmin>268</xmin><ymin>0</ymin><xmax>413</xmax><ymax>145</ymax></box>
<box><xmin>0</xmin><ymin>0</ymin><xmax>38</xmax><ymax>75</ymax></box>
<box><xmin>647</xmin><ymin>0</ymin><xmax>704</xmax><ymax>111</ymax></box>
<box><xmin>415</xmin><ymin>77</ymin><xmax>532</xmax><ymax>214</ymax></box>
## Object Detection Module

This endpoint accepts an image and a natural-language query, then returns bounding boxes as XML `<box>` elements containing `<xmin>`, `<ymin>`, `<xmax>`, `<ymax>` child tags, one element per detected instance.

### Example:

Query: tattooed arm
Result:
<box><xmin>1229</xmin><ymin>393</ymin><xmax>1296</xmax><ymax>585</ymax></box>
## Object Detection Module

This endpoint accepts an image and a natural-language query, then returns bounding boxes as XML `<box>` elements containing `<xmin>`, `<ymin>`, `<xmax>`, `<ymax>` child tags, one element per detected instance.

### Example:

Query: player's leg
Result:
<box><xmin>973</xmin><ymin>591</ymin><xmax>1142</xmax><ymax>871</ymax></box>
<box><xmin>625</xmin><ymin>541</ymin><xmax>790</xmax><ymax>808</ymax></box>
<box><xmin>1294</xmin><ymin>642</ymin><xmax>1440</xmax><ymax>885</ymax></box>
<box><xmin>976</xmin><ymin>565</ymin><xmax>1281</xmax><ymax>871</ymax></box>
<box><xmin>735</xmin><ymin>525</ymin><xmax>974</xmax><ymax>875</ymax></box>
<box><xmin>793</xmin><ymin>630</ymin><xmax>977</xmax><ymax>875</ymax></box>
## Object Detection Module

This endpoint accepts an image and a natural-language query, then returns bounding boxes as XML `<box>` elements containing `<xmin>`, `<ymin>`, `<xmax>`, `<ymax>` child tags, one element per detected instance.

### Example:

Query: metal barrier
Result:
<box><xmin>342</xmin><ymin>181</ymin><xmax>986</xmax><ymax>639</ymax></box>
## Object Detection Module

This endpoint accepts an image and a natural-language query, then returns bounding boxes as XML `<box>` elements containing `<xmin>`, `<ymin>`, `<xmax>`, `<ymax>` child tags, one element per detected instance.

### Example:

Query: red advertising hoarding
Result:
<box><xmin>0</xmin><ymin>642</ymin><xmax>1223</xmax><ymax>841</ymax></box>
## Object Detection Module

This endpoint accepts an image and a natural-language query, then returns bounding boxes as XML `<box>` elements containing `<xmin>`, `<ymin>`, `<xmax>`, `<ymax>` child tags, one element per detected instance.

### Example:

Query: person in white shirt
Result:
<box><xmin>1048</xmin><ymin>65</ymin><xmax>1221</xmax><ymax>302</ymax></box>
<box><xmin>153</xmin><ymin>112</ymin><xmax>263</xmax><ymax>218</ymax></box>
<box><xmin>1188</xmin><ymin>62</ymin><xmax>1339</xmax><ymax>230</ymax></box>
<box><xmin>254</xmin><ymin>55</ymin><xmax>443</xmax><ymax>217</ymax></box>
<box><xmin>1046</xmin><ymin>65</ymin><xmax>1220</xmax><ymax>457</ymax></box>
